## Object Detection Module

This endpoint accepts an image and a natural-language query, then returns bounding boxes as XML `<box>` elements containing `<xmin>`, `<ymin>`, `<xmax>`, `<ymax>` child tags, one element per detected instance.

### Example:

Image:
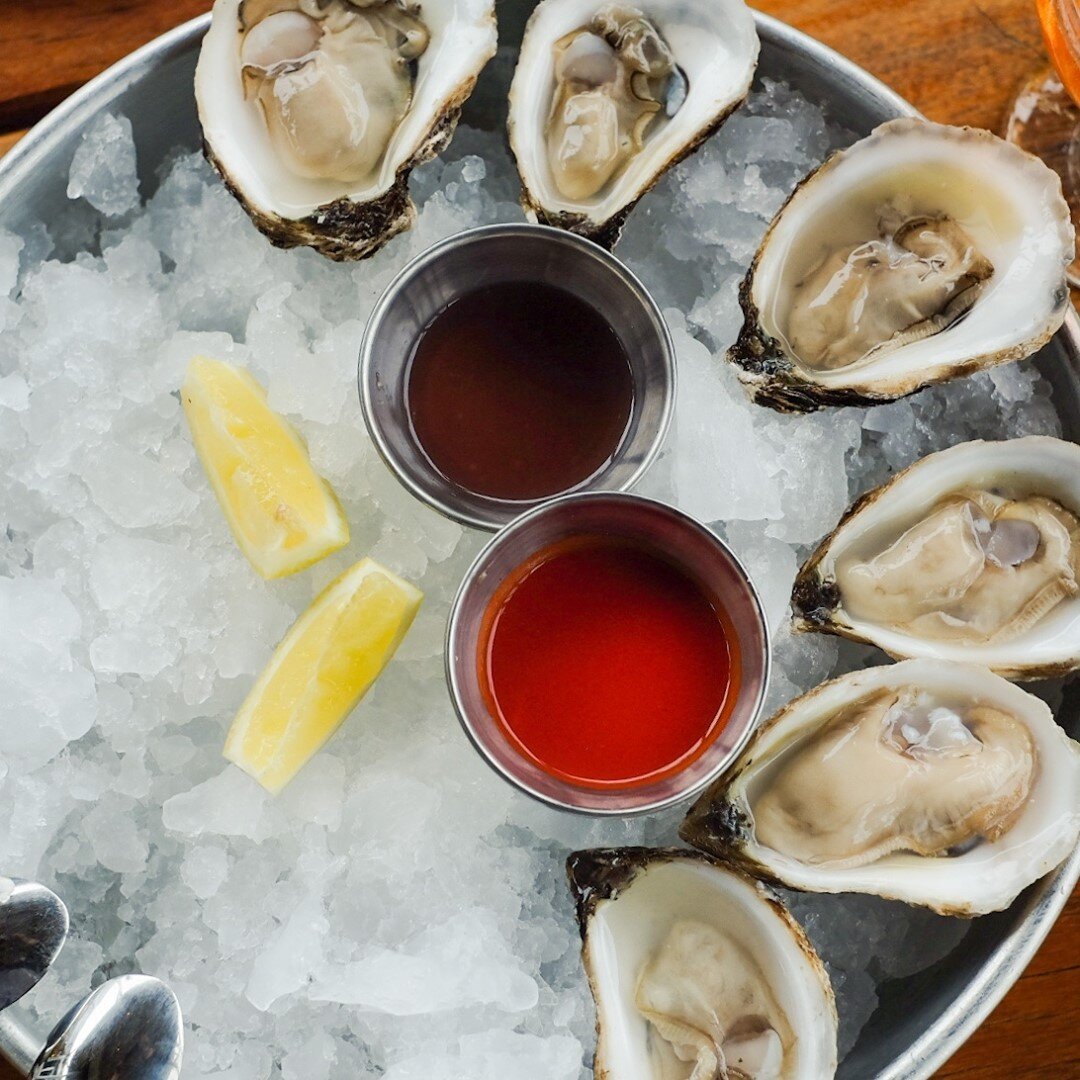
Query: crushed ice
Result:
<box><xmin>66</xmin><ymin>113</ymin><xmax>141</xmax><ymax>218</ymax></box>
<box><xmin>0</xmin><ymin>71</ymin><xmax>1062</xmax><ymax>1076</ymax></box>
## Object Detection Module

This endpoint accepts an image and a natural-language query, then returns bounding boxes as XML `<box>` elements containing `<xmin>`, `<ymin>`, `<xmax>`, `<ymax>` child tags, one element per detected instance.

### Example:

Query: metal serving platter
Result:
<box><xmin>1</xmin><ymin>4</ymin><xmax>1078</xmax><ymax>1077</ymax></box>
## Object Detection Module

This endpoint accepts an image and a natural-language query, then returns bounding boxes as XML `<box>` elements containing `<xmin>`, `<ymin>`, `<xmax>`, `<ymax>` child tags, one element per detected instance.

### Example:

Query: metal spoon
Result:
<box><xmin>0</xmin><ymin>878</ymin><xmax>69</xmax><ymax>1012</ymax></box>
<box><xmin>30</xmin><ymin>974</ymin><xmax>183</xmax><ymax>1079</ymax></box>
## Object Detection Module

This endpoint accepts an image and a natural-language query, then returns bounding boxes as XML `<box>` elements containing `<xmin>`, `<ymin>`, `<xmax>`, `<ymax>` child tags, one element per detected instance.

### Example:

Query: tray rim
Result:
<box><xmin>0</xmin><ymin>8</ymin><xmax>1077</xmax><ymax>1079</ymax></box>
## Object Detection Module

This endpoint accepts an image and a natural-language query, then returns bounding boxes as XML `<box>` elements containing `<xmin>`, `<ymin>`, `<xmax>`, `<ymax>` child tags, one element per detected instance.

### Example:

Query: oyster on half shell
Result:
<box><xmin>508</xmin><ymin>0</ymin><xmax>759</xmax><ymax>246</ymax></box>
<box><xmin>568</xmin><ymin>848</ymin><xmax>837</xmax><ymax>1079</ymax></box>
<box><xmin>727</xmin><ymin>119</ymin><xmax>1073</xmax><ymax>411</ymax></box>
<box><xmin>792</xmin><ymin>437</ymin><xmax>1080</xmax><ymax>679</ymax></box>
<box><xmin>680</xmin><ymin>661</ymin><xmax>1080</xmax><ymax>916</ymax></box>
<box><xmin>196</xmin><ymin>0</ymin><xmax>497</xmax><ymax>260</ymax></box>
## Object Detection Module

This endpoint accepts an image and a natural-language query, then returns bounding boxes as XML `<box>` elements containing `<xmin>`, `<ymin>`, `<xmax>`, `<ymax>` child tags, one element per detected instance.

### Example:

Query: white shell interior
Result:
<box><xmin>508</xmin><ymin>0</ymin><xmax>759</xmax><ymax>226</ymax></box>
<box><xmin>752</xmin><ymin>119</ymin><xmax>1073</xmax><ymax>392</ymax></box>
<box><xmin>585</xmin><ymin>858</ymin><xmax>837</xmax><ymax>1080</ymax></box>
<box><xmin>195</xmin><ymin>0</ymin><xmax>497</xmax><ymax>219</ymax></box>
<box><xmin>734</xmin><ymin>660</ymin><xmax>1080</xmax><ymax>914</ymax></box>
<box><xmin>817</xmin><ymin>437</ymin><xmax>1080</xmax><ymax>676</ymax></box>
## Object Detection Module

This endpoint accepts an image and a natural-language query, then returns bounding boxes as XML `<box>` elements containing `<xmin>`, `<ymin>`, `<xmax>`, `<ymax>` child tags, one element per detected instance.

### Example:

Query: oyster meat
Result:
<box><xmin>681</xmin><ymin>660</ymin><xmax>1080</xmax><ymax>916</ymax></box>
<box><xmin>792</xmin><ymin>437</ymin><xmax>1080</xmax><ymax>679</ymax></box>
<box><xmin>509</xmin><ymin>0</ymin><xmax>759</xmax><ymax>246</ymax></box>
<box><xmin>787</xmin><ymin>211</ymin><xmax>993</xmax><ymax>372</ymax></box>
<box><xmin>545</xmin><ymin>7</ymin><xmax>681</xmax><ymax>202</ymax></box>
<box><xmin>196</xmin><ymin>0</ymin><xmax>497</xmax><ymax>259</ymax></box>
<box><xmin>238</xmin><ymin>0</ymin><xmax>430</xmax><ymax>184</ymax></box>
<box><xmin>568</xmin><ymin>848</ymin><xmax>837</xmax><ymax>1079</ymax></box>
<box><xmin>837</xmin><ymin>490</ymin><xmax>1080</xmax><ymax>646</ymax></box>
<box><xmin>728</xmin><ymin>119</ymin><xmax>1073</xmax><ymax>411</ymax></box>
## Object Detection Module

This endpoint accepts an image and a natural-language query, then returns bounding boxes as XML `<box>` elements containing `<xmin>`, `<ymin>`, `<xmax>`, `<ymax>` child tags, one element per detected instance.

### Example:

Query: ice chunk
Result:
<box><xmin>281</xmin><ymin>1032</ymin><xmax>337</xmax><ymax>1080</ymax></box>
<box><xmin>0</xmin><ymin>373</ymin><xmax>29</xmax><ymax>411</ymax></box>
<box><xmin>0</xmin><ymin>231</ymin><xmax>24</xmax><ymax>296</ymax></box>
<box><xmin>79</xmin><ymin>443</ymin><xmax>199</xmax><ymax>528</ymax></box>
<box><xmin>0</xmin><ymin>774</ymin><xmax>80</xmax><ymax>877</ymax></box>
<box><xmin>278</xmin><ymin>755</ymin><xmax>346</xmax><ymax>829</ymax></box>
<box><xmin>84</xmin><ymin>802</ymin><xmax>149</xmax><ymax>874</ymax></box>
<box><xmin>89</xmin><ymin>535</ymin><xmax>208</xmax><ymax>617</ymax></box>
<box><xmin>311</xmin><ymin>910</ymin><xmax>539</xmax><ymax>1015</ymax></box>
<box><xmin>245</xmin><ymin>891</ymin><xmax>328</xmax><ymax>1010</ymax></box>
<box><xmin>181</xmin><ymin>845</ymin><xmax>230</xmax><ymax>900</ymax></box>
<box><xmin>262</xmin><ymin>319</ymin><xmax>360</xmax><ymax>427</ymax></box>
<box><xmin>669</xmin><ymin>317</ymin><xmax>782</xmax><ymax>524</ymax></box>
<box><xmin>723</xmin><ymin>521</ymin><xmax>798</xmax><ymax>637</ymax></box>
<box><xmin>162</xmin><ymin>769</ymin><xmax>273</xmax><ymax>840</ymax></box>
<box><xmin>382</xmin><ymin>1031</ymin><xmax>582</xmax><ymax>1080</ymax></box>
<box><xmin>67</xmin><ymin>113</ymin><xmax>140</xmax><ymax>217</ymax></box>
<box><xmin>0</xmin><ymin>577</ymin><xmax>97</xmax><ymax>770</ymax></box>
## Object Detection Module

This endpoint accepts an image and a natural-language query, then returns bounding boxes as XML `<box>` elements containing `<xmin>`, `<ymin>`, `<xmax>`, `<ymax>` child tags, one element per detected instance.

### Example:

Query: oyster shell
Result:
<box><xmin>568</xmin><ymin>847</ymin><xmax>838</xmax><ymax>1079</ymax></box>
<box><xmin>728</xmin><ymin>119</ymin><xmax>1074</xmax><ymax>411</ymax></box>
<box><xmin>508</xmin><ymin>0</ymin><xmax>759</xmax><ymax>246</ymax></box>
<box><xmin>680</xmin><ymin>660</ymin><xmax>1080</xmax><ymax>916</ymax></box>
<box><xmin>792</xmin><ymin>437</ymin><xmax>1080</xmax><ymax>679</ymax></box>
<box><xmin>196</xmin><ymin>0</ymin><xmax>497</xmax><ymax>260</ymax></box>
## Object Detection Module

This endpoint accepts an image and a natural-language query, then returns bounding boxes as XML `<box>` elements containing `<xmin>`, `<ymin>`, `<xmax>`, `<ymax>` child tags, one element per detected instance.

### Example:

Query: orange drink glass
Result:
<box><xmin>1008</xmin><ymin>0</ymin><xmax>1080</xmax><ymax>283</ymax></box>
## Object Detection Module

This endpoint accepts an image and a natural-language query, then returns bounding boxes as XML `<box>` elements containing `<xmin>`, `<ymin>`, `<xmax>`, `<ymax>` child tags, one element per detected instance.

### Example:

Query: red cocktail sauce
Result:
<box><xmin>479</xmin><ymin>535</ymin><xmax>739</xmax><ymax>789</ymax></box>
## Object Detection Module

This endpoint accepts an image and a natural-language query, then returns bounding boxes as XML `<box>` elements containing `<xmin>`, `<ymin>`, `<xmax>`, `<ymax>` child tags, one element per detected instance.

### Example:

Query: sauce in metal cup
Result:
<box><xmin>359</xmin><ymin>223</ymin><xmax>675</xmax><ymax>531</ymax></box>
<box><xmin>446</xmin><ymin>492</ymin><xmax>772</xmax><ymax>814</ymax></box>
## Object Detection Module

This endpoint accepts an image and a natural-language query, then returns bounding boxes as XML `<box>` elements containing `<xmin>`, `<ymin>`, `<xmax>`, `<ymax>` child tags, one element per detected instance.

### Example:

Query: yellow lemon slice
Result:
<box><xmin>225</xmin><ymin>558</ymin><xmax>423</xmax><ymax>793</ymax></box>
<box><xmin>182</xmin><ymin>355</ymin><xmax>349</xmax><ymax>579</ymax></box>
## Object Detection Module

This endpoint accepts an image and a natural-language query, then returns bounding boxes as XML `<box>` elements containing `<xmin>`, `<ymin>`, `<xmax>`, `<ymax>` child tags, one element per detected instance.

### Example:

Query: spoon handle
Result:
<box><xmin>0</xmin><ymin>1013</ymin><xmax>38</xmax><ymax>1077</ymax></box>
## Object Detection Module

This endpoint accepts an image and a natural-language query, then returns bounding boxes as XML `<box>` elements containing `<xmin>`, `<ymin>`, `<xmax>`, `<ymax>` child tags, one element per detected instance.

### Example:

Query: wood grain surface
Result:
<box><xmin>0</xmin><ymin>1</ymin><xmax>1077</xmax><ymax>1078</ymax></box>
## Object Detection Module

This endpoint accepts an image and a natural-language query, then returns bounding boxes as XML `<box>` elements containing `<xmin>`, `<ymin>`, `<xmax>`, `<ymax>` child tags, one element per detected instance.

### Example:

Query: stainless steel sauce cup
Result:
<box><xmin>446</xmin><ymin>491</ymin><xmax>771</xmax><ymax>814</ymax></box>
<box><xmin>359</xmin><ymin>223</ymin><xmax>675</xmax><ymax>531</ymax></box>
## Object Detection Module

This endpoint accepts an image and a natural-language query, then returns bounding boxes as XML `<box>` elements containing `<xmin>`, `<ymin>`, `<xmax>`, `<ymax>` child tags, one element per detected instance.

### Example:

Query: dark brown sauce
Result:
<box><xmin>405</xmin><ymin>281</ymin><xmax>635</xmax><ymax>502</ymax></box>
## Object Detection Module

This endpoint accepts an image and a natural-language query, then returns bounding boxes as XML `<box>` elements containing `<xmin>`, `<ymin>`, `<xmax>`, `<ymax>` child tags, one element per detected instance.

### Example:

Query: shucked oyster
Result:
<box><xmin>509</xmin><ymin>0</ymin><xmax>759</xmax><ymax>246</ymax></box>
<box><xmin>728</xmin><ymin>119</ymin><xmax>1073</xmax><ymax>411</ymax></box>
<box><xmin>792</xmin><ymin>437</ymin><xmax>1080</xmax><ymax>679</ymax></box>
<box><xmin>681</xmin><ymin>661</ymin><xmax>1080</xmax><ymax>916</ymax></box>
<box><xmin>196</xmin><ymin>0</ymin><xmax>497</xmax><ymax>259</ymax></box>
<box><xmin>568</xmin><ymin>848</ymin><xmax>837</xmax><ymax>1079</ymax></box>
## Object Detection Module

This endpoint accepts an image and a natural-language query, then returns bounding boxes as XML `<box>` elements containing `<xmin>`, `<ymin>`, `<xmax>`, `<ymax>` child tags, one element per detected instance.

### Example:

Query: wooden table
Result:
<box><xmin>1</xmin><ymin>1</ymin><xmax>1077</xmax><ymax>1077</ymax></box>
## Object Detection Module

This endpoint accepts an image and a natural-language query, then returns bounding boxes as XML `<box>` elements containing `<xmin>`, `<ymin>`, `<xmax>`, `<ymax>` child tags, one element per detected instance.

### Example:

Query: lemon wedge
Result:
<box><xmin>182</xmin><ymin>355</ymin><xmax>349</xmax><ymax>579</ymax></box>
<box><xmin>225</xmin><ymin>558</ymin><xmax>423</xmax><ymax>792</ymax></box>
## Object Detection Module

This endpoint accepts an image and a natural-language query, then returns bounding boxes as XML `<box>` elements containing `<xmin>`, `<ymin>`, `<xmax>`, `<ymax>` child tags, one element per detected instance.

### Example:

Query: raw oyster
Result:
<box><xmin>568</xmin><ymin>847</ymin><xmax>837</xmax><ymax>1079</ymax></box>
<box><xmin>728</xmin><ymin>119</ymin><xmax>1073</xmax><ymax>411</ymax></box>
<box><xmin>196</xmin><ymin>0</ymin><xmax>497</xmax><ymax>259</ymax></box>
<box><xmin>792</xmin><ymin>437</ymin><xmax>1080</xmax><ymax>679</ymax></box>
<box><xmin>681</xmin><ymin>660</ymin><xmax>1080</xmax><ymax>916</ymax></box>
<box><xmin>508</xmin><ymin>0</ymin><xmax>759</xmax><ymax>246</ymax></box>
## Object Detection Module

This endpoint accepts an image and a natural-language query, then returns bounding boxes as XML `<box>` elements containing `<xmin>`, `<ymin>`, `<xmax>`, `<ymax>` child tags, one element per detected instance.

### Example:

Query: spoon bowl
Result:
<box><xmin>30</xmin><ymin>974</ymin><xmax>183</xmax><ymax>1080</ymax></box>
<box><xmin>0</xmin><ymin>878</ymin><xmax>69</xmax><ymax>1013</ymax></box>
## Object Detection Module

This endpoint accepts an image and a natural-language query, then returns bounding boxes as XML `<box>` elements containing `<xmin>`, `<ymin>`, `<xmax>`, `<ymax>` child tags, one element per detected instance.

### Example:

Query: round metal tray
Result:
<box><xmin>1</xmin><ymin>5</ymin><xmax>1078</xmax><ymax>1078</ymax></box>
